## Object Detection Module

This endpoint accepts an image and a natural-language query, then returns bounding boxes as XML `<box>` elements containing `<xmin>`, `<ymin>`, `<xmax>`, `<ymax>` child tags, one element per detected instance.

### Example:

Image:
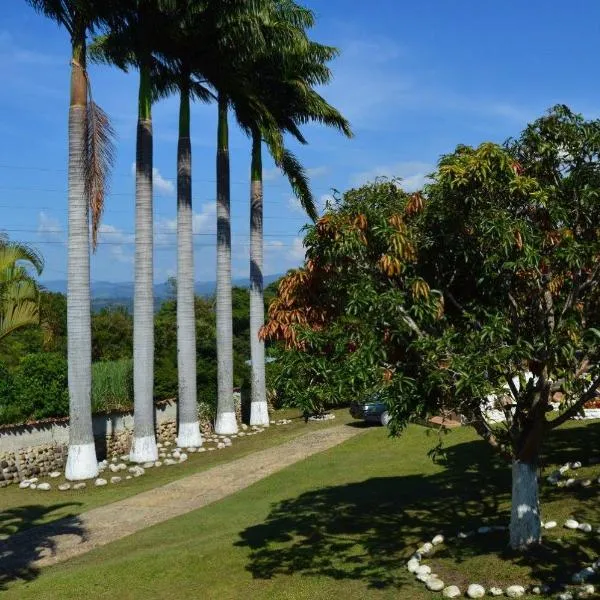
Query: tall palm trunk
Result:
<box><xmin>215</xmin><ymin>94</ymin><xmax>237</xmax><ymax>435</ymax></box>
<box><xmin>249</xmin><ymin>129</ymin><xmax>269</xmax><ymax>426</ymax></box>
<box><xmin>130</xmin><ymin>63</ymin><xmax>158</xmax><ymax>462</ymax></box>
<box><xmin>176</xmin><ymin>81</ymin><xmax>202</xmax><ymax>447</ymax></box>
<box><xmin>65</xmin><ymin>27</ymin><xmax>98</xmax><ymax>481</ymax></box>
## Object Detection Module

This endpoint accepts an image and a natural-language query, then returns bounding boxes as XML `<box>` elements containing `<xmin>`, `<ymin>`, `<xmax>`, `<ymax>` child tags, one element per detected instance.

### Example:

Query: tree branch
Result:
<box><xmin>548</xmin><ymin>374</ymin><xmax>600</xmax><ymax>429</ymax></box>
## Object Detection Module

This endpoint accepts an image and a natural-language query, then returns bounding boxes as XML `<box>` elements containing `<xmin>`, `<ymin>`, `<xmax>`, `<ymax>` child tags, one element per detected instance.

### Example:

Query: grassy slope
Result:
<box><xmin>0</xmin><ymin>409</ymin><xmax>349</xmax><ymax>535</ymax></box>
<box><xmin>5</xmin><ymin>420</ymin><xmax>600</xmax><ymax>599</ymax></box>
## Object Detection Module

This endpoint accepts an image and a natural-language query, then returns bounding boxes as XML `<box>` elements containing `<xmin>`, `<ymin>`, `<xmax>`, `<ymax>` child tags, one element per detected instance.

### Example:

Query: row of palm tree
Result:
<box><xmin>25</xmin><ymin>0</ymin><xmax>351</xmax><ymax>479</ymax></box>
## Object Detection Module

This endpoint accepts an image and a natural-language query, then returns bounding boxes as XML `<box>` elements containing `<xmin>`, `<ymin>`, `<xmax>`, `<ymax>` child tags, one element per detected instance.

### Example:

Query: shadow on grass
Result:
<box><xmin>0</xmin><ymin>503</ymin><xmax>84</xmax><ymax>591</ymax></box>
<box><xmin>237</xmin><ymin>422</ymin><xmax>600</xmax><ymax>591</ymax></box>
<box><xmin>237</xmin><ymin>437</ymin><xmax>508</xmax><ymax>590</ymax></box>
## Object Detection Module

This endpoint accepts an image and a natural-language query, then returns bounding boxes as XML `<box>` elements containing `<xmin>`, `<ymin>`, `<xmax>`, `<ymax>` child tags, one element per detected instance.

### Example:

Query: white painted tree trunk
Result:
<box><xmin>65</xmin><ymin>98</ymin><xmax>98</xmax><ymax>481</ymax></box>
<box><xmin>175</xmin><ymin>88</ymin><xmax>202</xmax><ymax>448</ymax></box>
<box><xmin>509</xmin><ymin>460</ymin><xmax>541</xmax><ymax>550</ymax></box>
<box><xmin>249</xmin><ymin>133</ymin><xmax>269</xmax><ymax>427</ymax></box>
<box><xmin>215</xmin><ymin>97</ymin><xmax>238</xmax><ymax>435</ymax></box>
<box><xmin>130</xmin><ymin>116</ymin><xmax>158</xmax><ymax>463</ymax></box>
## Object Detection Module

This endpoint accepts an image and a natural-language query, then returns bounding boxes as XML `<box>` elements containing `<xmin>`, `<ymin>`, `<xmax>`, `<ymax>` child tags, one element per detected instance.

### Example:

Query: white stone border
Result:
<box><xmin>408</xmin><ymin>520</ymin><xmax>598</xmax><ymax>598</ymax></box>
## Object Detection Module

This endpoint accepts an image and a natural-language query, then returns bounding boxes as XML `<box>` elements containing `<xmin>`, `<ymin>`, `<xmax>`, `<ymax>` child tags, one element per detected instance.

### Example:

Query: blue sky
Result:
<box><xmin>2</xmin><ymin>0</ymin><xmax>600</xmax><ymax>283</ymax></box>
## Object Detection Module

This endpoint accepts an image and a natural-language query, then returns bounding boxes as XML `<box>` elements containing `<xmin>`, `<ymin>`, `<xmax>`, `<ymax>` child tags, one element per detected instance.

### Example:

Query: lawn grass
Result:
<box><xmin>0</xmin><ymin>408</ymin><xmax>350</xmax><ymax>536</ymax></box>
<box><xmin>4</xmin><ymin>419</ymin><xmax>600</xmax><ymax>599</ymax></box>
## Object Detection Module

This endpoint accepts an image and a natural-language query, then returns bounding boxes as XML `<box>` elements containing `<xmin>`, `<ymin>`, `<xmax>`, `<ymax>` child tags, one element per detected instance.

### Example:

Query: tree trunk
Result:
<box><xmin>249</xmin><ymin>129</ymin><xmax>269</xmax><ymax>427</ymax></box>
<box><xmin>509</xmin><ymin>460</ymin><xmax>542</xmax><ymax>549</ymax></box>
<box><xmin>176</xmin><ymin>82</ymin><xmax>202</xmax><ymax>447</ymax></box>
<box><xmin>214</xmin><ymin>94</ymin><xmax>237</xmax><ymax>435</ymax></box>
<box><xmin>130</xmin><ymin>64</ymin><xmax>158</xmax><ymax>463</ymax></box>
<box><xmin>65</xmin><ymin>31</ymin><xmax>98</xmax><ymax>481</ymax></box>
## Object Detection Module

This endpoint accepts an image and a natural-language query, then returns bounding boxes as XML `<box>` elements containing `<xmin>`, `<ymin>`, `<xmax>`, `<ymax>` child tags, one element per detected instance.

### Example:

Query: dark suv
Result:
<box><xmin>349</xmin><ymin>396</ymin><xmax>390</xmax><ymax>426</ymax></box>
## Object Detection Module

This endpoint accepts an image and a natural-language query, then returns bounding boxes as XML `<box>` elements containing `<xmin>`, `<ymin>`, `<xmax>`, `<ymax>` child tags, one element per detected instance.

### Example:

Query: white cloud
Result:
<box><xmin>96</xmin><ymin>223</ymin><xmax>135</xmax><ymax>264</ymax></box>
<box><xmin>155</xmin><ymin>202</ymin><xmax>216</xmax><ymax>247</ymax></box>
<box><xmin>288</xmin><ymin>237</ymin><xmax>306</xmax><ymax>261</ymax></box>
<box><xmin>37</xmin><ymin>211</ymin><xmax>63</xmax><ymax>242</ymax></box>
<box><xmin>130</xmin><ymin>163</ymin><xmax>175</xmax><ymax>196</ymax></box>
<box><xmin>351</xmin><ymin>161</ymin><xmax>434</xmax><ymax>192</ymax></box>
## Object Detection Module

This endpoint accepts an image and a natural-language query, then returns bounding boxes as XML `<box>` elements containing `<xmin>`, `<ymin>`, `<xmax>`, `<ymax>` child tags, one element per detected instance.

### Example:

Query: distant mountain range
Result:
<box><xmin>41</xmin><ymin>274</ymin><xmax>283</xmax><ymax>311</ymax></box>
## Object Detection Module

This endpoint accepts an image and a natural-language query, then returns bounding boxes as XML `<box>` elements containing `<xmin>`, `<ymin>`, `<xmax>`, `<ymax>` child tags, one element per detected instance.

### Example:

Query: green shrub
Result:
<box><xmin>13</xmin><ymin>353</ymin><xmax>69</xmax><ymax>420</ymax></box>
<box><xmin>0</xmin><ymin>361</ymin><xmax>20</xmax><ymax>424</ymax></box>
<box><xmin>92</xmin><ymin>359</ymin><xmax>133</xmax><ymax>413</ymax></box>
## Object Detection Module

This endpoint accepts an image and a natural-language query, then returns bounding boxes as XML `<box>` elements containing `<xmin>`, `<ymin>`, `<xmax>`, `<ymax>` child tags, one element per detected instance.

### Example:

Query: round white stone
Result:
<box><xmin>571</xmin><ymin>461</ymin><xmax>582</xmax><ymax>469</ymax></box>
<box><xmin>579</xmin><ymin>523</ymin><xmax>592</xmax><ymax>533</ymax></box>
<box><xmin>566</xmin><ymin>478</ymin><xmax>576</xmax><ymax>487</ymax></box>
<box><xmin>442</xmin><ymin>586</ymin><xmax>461</xmax><ymax>598</ymax></box>
<box><xmin>407</xmin><ymin>558</ymin><xmax>420</xmax><ymax>573</ymax></box>
<box><xmin>29</xmin><ymin>484</ymin><xmax>37</xmax><ymax>489</ymax></box>
<box><xmin>73</xmin><ymin>482</ymin><xmax>86</xmax><ymax>490</ymax></box>
<box><xmin>19</xmin><ymin>480</ymin><xmax>31</xmax><ymax>489</ymax></box>
<box><xmin>95</xmin><ymin>478</ymin><xmax>108</xmax><ymax>486</ymax></box>
<box><xmin>154</xmin><ymin>461</ymin><xmax>163</xmax><ymax>467</ymax></box>
<box><xmin>565</xmin><ymin>519</ymin><xmax>580</xmax><ymax>529</ymax></box>
<box><xmin>489</xmin><ymin>588</ymin><xmax>503</xmax><ymax>596</ymax></box>
<box><xmin>49</xmin><ymin>471</ymin><xmax>61</xmax><ymax>478</ymax></box>
<box><xmin>467</xmin><ymin>584</ymin><xmax>485</xmax><ymax>598</ymax></box>
<box><xmin>426</xmin><ymin>579</ymin><xmax>445</xmax><ymax>591</ymax></box>
<box><xmin>581</xmin><ymin>479</ymin><xmax>592</xmax><ymax>487</ymax></box>
<box><xmin>506</xmin><ymin>585</ymin><xmax>525</xmax><ymax>597</ymax></box>
<box><xmin>544</xmin><ymin>520</ymin><xmax>557</xmax><ymax>529</ymax></box>
<box><xmin>416</xmin><ymin>565</ymin><xmax>431</xmax><ymax>575</ymax></box>
<box><xmin>37</xmin><ymin>482</ymin><xmax>51</xmax><ymax>491</ymax></box>
<box><xmin>416</xmin><ymin>573</ymin><xmax>433</xmax><ymax>583</ymax></box>
<box><xmin>418</xmin><ymin>542</ymin><xmax>433</xmax><ymax>555</ymax></box>
<box><xmin>432</xmin><ymin>534</ymin><xmax>444</xmax><ymax>545</ymax></box>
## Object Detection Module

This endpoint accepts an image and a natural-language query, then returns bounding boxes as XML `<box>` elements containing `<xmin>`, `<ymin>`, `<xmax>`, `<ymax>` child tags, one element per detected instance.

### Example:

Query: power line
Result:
<box><xmin>0</xmin><ymin>163</ymin><xmax>337</xmax><ymax>193</ymax></box>
<box><xmin>0</xmin><ymin>227</ymin><xmax>304</xmax><ymax>238</ymax></box>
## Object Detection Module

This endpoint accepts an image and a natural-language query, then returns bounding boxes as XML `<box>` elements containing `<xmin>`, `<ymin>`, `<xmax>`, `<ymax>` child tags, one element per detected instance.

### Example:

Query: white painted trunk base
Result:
<box><xmin>129</xmin><ymin>435</ymin><xmax>158</xmax><ymax>463</ymax></box>
<box><xmin>215</xmin><ymin>411</ymin><xmax>238</xmax><ymax>435</ymax></box>
<box><xmin>65</xmin><ymin>443</ymin><xmax>99</xmax><ymax>481</ymax></box>
<box><xmin>176</xmin><ymin>421</ymin><xmax>203</xmax><ymax>448</ymax></box>
<box><xmin>250</xmin><ymin>401</ymin><xmax>270</xmax><ymax>427</ymax></box>
<box><xmin>510</xmin><ymin>460</ymin><xmax>541</xmax><ymax>549</ymax></box>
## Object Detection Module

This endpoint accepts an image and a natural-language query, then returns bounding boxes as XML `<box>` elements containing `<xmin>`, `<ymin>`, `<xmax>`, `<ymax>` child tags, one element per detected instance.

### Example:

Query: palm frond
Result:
<box><xmin>279</xmin><ymin>149</ymin><xmax>317</xmax><ymax>222</ymax></box>
<box><xmin>85</xmin><ymin>100</ymin><xmax>116</xmax><ymax>250</ymax></box>
<box><xmin>0</xmin><ymin>238</ymin><xmax>44</xmax><ymax>274</ymax></box>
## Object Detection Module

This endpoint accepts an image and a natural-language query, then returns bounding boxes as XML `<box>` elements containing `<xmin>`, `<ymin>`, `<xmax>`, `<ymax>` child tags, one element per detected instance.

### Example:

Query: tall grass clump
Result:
<box><xmin>92</xmin><ymin>359</ymin><xmax>133</xmax><ymax>413</ymax></box>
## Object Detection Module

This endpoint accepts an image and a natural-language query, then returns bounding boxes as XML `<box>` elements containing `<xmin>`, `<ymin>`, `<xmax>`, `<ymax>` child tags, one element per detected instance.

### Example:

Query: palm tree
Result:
<box><xmin>153</xmin><ymin>2</ymin><xmax>213</xmax><ymax>447</ymax></box>
<box><xmin>25</xmin><ymin>0</ymin><xmax>115</xmax><ymax>480</ymax></box>
<box><xmin>228</xmin><ymin>2</ymin><xmax>352</xmax><ymax>426</ymax></box>
<box><xmin>91</xmin><ymin>1</ymin><xmax>168</xmax><ymax>462</ymax></box>
<box><xmin>0</xmin><ymin>235</ymin><xmax>44</xmax><ymax>342</ymax></box>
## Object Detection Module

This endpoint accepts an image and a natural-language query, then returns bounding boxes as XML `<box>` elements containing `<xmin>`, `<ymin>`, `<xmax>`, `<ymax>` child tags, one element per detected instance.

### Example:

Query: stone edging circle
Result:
<box><xmin>408</xmin><ymin>520</ymin><xmax>598</xmax><ymax>599</ymax></box>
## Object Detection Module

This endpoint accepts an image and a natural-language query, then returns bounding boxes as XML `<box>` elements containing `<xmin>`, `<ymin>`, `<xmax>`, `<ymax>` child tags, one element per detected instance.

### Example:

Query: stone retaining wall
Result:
<box><xmin>0</xmin><ymin>394</ymin><xmax>245</xmax><ymax>487</ymax></box>
<box><xmin>0</xmin><ymin>400</ymin><xmax>212</xmax><ymax>487</ymax></box>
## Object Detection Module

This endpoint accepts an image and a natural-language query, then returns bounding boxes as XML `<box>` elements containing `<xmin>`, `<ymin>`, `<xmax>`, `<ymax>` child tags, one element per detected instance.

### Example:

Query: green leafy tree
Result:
<box><xmin>92</xmin><ymin>306</ymin><xmax>133</xmax><ymax>361</ymax></box>
<box><xmin>263</xmin><ymin>106</ymin><xmax>600</xmax><ymax>552</ymax></box>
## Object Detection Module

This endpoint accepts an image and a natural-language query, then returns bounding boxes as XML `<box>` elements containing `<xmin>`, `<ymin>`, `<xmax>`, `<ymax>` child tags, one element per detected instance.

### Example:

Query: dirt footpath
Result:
<box><xmin>1</xmin><ymin>424</ymin><xmax>364</xmax><ymax>572</ymax></box>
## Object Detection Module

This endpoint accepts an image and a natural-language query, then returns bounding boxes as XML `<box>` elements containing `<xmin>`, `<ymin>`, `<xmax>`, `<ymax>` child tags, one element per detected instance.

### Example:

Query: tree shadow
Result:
<box><xmin>236</xmin><ymin>436</ymin><xmax>508</xmax><ymax>590</ymax></box>
<box><xmin>0</xmin><ymin>503</ymin><xmax>84</xmax><ymax>590</ymax></box>
<box><xmin>236</xmin><ymin>430</ymin><xmax>600</xmax><ymax>591</ymax></box>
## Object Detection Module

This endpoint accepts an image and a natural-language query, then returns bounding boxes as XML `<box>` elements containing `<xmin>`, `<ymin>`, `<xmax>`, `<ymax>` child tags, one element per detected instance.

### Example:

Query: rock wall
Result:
<box><xmin>0</xmin><ymin>399</ymin><xmax>214</xmax><ymax>487</ymax></box>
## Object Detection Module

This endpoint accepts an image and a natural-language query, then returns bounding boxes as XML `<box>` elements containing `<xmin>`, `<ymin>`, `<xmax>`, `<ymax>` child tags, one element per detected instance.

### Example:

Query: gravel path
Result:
<box><xmin>1</xmin><ymin>424</ymin><xmax>364</xmax><ymax>573</ymax></box>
